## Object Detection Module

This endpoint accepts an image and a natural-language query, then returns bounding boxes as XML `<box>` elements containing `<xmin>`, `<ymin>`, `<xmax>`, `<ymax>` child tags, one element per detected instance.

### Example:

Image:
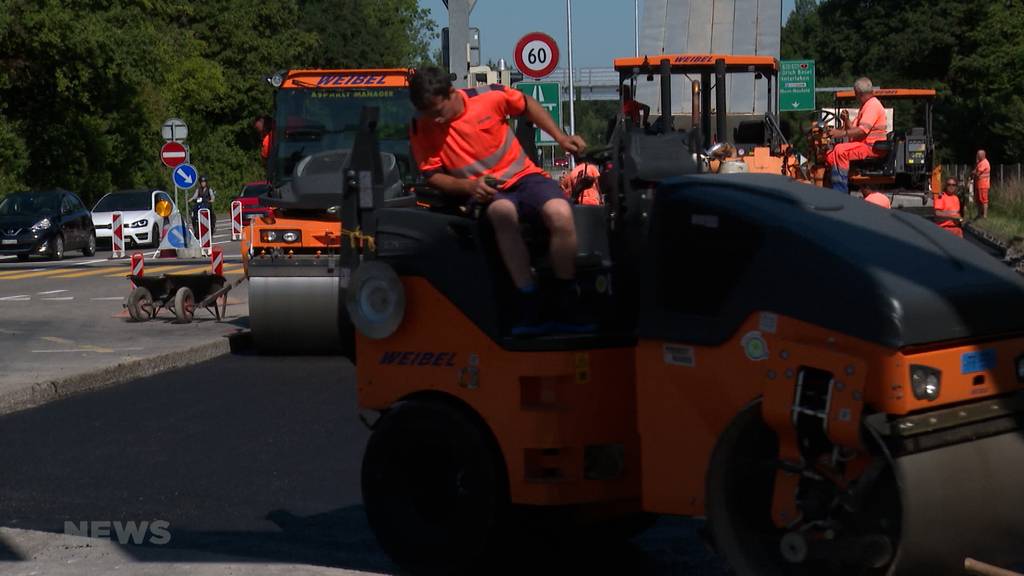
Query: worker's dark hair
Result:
<box><xmin>409</xmin><ymin>66</ymin><xmax>454</xmax><ymax>110</ymax></box>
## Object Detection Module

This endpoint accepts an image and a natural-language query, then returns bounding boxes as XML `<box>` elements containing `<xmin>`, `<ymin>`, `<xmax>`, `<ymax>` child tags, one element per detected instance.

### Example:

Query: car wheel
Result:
<box><xmin>151</xmin><ymin>224</ymin><xmax>160</xmax><ymax>248</ymax></box>
<box><xmin>49</xmin><ymin>234</ymin><xmax>64</xmax><ymax>261</ymax></box>
<box><xmin>16</xmin><ymin>254</ymin><xmax>29</xmax><ymax>262</ymax></box>
<box><xmin>82</xmin><ymin>230</ymin><xmax>97</xmax><ymax>256</ymax></box>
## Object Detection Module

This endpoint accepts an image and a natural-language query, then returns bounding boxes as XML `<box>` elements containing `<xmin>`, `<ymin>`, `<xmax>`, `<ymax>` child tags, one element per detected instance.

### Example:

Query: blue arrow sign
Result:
<box><xmin>173</xmin><ymin>163</ymin><xmax>198</xmax><ymax>190</ymax></box>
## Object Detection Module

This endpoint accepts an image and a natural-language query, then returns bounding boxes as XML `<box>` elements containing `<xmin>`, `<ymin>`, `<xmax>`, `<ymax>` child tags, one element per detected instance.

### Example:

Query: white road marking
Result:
<box><xmin>213</xmin><ymin>234</ymin><xmax>228</xmax><ymax>239</ymax></box>
<box><xmin>0</xmin><ymin>295</ymin><xmax>30</xmax><ymax>301</ymax></box>
<box><xmin>0</xmin><ymin>255</ymin><xmax>14</xmax><ymax>260</ymax></box>
<box><xmin>31</xmin><ymin>347</ymin><xmax>144</xmax><ymax>353</ymax></box>
<box><xmin>37</xmin><ymin>289</ymin><xmax>68</xmax><ymax>295</ymax></box>
<box><xmin>91</xmin><ymin>296</ymin><xmax>126</xmax><ymax>301</ymax></box>
<box><xmin>41</xmin><ymin>297</ymin><xmax>74</xmax><ymax>301</ymax></box>
<box><xmin>213</xmin><ymin>240</ymin><xmax>235</xmax><ymax>245</ymax></box>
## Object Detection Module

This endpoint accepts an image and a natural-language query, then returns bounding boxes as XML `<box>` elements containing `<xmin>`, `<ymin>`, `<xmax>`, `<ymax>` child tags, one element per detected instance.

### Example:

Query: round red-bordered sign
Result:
<box><xmin>514</xmin><ymin>32</ymin><xmax>559</xmax><ymax>79</ymax></box>
<box><xmin>160</xmin><ymin>141</ymin><xmax>187</xmax><ymax>168</ymax></box>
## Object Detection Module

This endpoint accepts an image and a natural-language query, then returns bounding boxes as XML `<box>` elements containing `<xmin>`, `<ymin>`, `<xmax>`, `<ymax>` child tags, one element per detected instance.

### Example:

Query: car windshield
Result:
<box><xmin>272</xmin><ymin>87</ymin><xmax>415</xmax><ymax>184</ymax></box>
<box><xmin>242</xmin><ymin>184</ymin><xmax>272</xmax><ymax>198</ymax></box>
<box><xmin>93</xmin><ymin>192</ymin><xmax>152</xmax><ymax>212</ymax></box>
<box><xmin>0</xmin><ymin>193</ymin><xmax>61</xmax><ymax>216</ymax></box>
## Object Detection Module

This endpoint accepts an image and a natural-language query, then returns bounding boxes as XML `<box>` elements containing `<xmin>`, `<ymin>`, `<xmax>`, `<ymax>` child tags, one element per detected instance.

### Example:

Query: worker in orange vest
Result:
<box><xmin>825</xmin><ymin>77</ymin><xmax>888</xmax><ymax>193</ymax></box>
<box><xmin>935</xmin><ymin>177</ymin><xmax>963</xmax><ymax>237</ymax></box>
<box><xmin>972</xmin><ymin>149</ymin><xmax>991</xmax><ymax>219</ymax></box>
<box><xmin>254</xmin><ymin>115</ymin><xmax>274</xmax><ymax>167</ymax></box>
<box><xmin>621</xmin><ymin>85</ymin><xmax>650</xmax><ymax>128</ymax></box>
<box><xmin>559</xmin><ymin>162</ymin><xmax>602</xmax><ymax>206</ymax></box>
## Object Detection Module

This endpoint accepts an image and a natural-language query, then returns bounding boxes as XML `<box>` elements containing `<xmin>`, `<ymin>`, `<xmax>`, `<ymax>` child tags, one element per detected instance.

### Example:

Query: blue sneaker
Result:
<box><xmin>510</xmin><ymin>291</ymin><xmax>551</xmax><ymax>337</ymax></box>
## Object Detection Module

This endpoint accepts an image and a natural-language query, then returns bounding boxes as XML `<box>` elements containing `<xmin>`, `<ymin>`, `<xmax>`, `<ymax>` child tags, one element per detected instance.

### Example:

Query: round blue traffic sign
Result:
<box><xmin>173</xmin><ymin>163</ymin><xmax>198</xmax><ymax>190</ymax></box>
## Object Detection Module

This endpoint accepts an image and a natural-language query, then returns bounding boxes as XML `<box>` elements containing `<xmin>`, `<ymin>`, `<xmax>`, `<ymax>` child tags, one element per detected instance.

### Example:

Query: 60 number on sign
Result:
<box><xmin>514</xmin><ymin>32</ymin><xmax>559</xmax><ymax>79</ymax></box>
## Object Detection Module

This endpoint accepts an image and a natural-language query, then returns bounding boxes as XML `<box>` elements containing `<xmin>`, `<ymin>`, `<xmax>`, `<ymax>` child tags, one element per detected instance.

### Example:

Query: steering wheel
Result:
<box><xmin>573</xmin><ymin>144</ymin><xmax>614</xmax><ymax>165</ymax></box>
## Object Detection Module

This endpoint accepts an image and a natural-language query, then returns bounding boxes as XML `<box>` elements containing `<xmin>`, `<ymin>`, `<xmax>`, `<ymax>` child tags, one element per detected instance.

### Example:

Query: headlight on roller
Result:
<box><xmin>909</xmin><ymin>365</ymin><xmax>941</xmax><ymax>401</ymax></box>
<box><xmin>260</xmin><ymin>229</ymin><xmax>300</xmax><ymax>243</ymax></box>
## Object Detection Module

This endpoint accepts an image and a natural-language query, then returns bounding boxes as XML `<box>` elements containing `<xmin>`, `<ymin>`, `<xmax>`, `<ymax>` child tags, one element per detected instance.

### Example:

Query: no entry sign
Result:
<box><xmin>160</xmin><ymin>141</ymin><xmax>187</xmax><ymax>168</ymax></box>
<box><xmin>514</xmin><ymin>32</ymin><xmax>559</xmax><ymax>79</ymax></box>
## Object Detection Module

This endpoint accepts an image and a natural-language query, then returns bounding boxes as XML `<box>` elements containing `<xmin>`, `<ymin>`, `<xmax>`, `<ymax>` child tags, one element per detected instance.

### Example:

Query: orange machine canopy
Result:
<box><xmin>614</xmin><ymin>54</ymin><xmax>779</xmax><ymax>74</ymax></box>
<box><xmin>835</xmin><ymin>88</ymin><xmax>936</xmax><ymax>100</ymax></box>
<box><xmin>280</xmin><ymin>69</ymin><xmax>410</xmax><ymax>89</ymax></box>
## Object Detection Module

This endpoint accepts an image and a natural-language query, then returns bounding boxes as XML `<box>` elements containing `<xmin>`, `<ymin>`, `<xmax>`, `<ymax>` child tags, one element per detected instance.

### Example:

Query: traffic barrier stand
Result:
<box><xmin>198</xmin><ymin>208</ymin><xmax>212</xmax><ymax>257</ymax></box>
<box><xmin>210</xmin><ymin>245</ymin><xmax>223</xmax><ymax>276</ymax></box>
<box><xmin>111</xmin><ymin>211</ymin><xmax>125</xmax><ymax>258</ymax></box>
<box><xmin>130</xmin><ymin>252</ymin><xmax>144</xmax><ymax>289</ymax></box>
<box><xmin>231</xmin><ymin>201</ymin><xmax>243</xmax><ymax>241</ymax></box>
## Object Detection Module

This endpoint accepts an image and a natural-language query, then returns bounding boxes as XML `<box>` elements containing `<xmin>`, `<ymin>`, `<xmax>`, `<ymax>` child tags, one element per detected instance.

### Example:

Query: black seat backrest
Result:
<box><xmin>734</xmin><ymin>120</ymin><xmax>767</xmax><ymax>145</ymax></box>
<box><xmin>908</xmin><ymin>126</ymin><xmax>926</xmax><ymax>138</ymax></box>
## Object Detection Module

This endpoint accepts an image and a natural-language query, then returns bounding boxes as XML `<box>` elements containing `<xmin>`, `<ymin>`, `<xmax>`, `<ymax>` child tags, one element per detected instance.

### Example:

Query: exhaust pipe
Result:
<box><xmin>659</xmin><ymin>58</ymin><xmax>671</xmax><ymax>133</ymax></box>
<box><xmin>691</xmin><ymin>80</ymin><xmax>701</xmax><ymax>141</ymax></box>
<box><xmin>715</xmin><ymin>58</ymin><xmax>727</xmax><ymax>145</ymax></box>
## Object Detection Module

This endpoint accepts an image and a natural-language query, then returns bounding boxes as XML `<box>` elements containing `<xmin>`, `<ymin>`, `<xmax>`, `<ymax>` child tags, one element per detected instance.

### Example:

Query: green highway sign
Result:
<box><xmin>515</xmin><ymin>81</ymin><xmax>561</xmax><ymax>144</ymax></box>
<box><xmin>780</xmin><ymin>60</ymin><xmax>815</xmax><ymax>111</ymax></box>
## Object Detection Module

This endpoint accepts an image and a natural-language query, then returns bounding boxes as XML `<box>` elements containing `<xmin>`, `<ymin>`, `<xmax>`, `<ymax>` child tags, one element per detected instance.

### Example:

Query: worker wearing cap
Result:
<box><xmin>408</xmin><ymin>67</ymin><xmax>592</xmax><ymax>336</ymax></box>
<box><xmin>559</xmin><ymin>162</ymin><xmax>602</xmax><ymax>206</ymax></box>
<box><xmin>826</xmin><ymin>77</ymin><xmax>888</xmax><ymax>193</ymax></box>
<box><xmin>972</xmin><ymin>149</ymin><xmax>991</xmax><ymax>219</ymax></box>
<box><xmin>621</xmin><ymin>85</ymin><xmax>650</xmax><ymax>128</ymax></box>
<box><xmin>935</xmin><ymin>177</ymin><xmax>963</xmax><ymax>237</ymax></box>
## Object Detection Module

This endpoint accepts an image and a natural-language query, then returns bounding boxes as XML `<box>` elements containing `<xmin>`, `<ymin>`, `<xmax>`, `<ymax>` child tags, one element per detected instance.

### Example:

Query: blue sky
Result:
<box><xmin>420</xmin><ymin>0</ymin><xmax>796</xmax><ymax>69</ymax></box>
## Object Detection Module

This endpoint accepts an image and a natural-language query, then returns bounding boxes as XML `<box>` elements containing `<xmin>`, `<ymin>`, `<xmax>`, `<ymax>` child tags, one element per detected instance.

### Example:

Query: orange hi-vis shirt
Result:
<box><xmin>934</xmin><ymin>193</ymin><xmax>961</xmax><ymax>230</ymax></box>
<box><xmin>976</xmin><ymin>158</ymin><xmax>991</xmax><ymax>188</ymax></box>
<box><xmin>411</xmin><ymin>84</ymin><xmax>545</xmax><ymax>190</ymax></box>
<box><xmin>853</xmin><ymin>96</ymin><xmax>888</xmax><ymax>144</ymax></box>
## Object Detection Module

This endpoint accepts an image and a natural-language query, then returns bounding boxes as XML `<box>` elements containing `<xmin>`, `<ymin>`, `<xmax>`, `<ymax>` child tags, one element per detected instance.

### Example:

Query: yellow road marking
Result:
<box><xmin>163</xmin><ymin>265</ymin><xmax>214</xmax><ymax>275</ymax></box>
<box><xmin>102</xmin><ymin>264</ymin><xmax>181</xmax><ymax>277</ymax></box>
<box><xmin>39</xmin><ymin>336</ymin><xmax>113</xmax><ymax>353</ymax></box>
<box><xmin>0</xmin><ymin>268</ymin><xmax>86</xmax><ymax>281</ymax></box>
<box><xmin>0</xmin><ymin>268</ymin><xmax>46</xmax><ymax>278</ymax></box>
<box><xmin>53</xmin><ymin>266</ymin><xmax>128</xmax><ymax>279</ymax></box>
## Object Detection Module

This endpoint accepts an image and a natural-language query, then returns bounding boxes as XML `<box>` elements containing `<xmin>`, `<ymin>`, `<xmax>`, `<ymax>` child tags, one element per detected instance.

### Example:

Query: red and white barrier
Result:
<box><xmin>230</xmin><ymin>201</ymin><xmax>243</xmax><ymax>241</ymax></box>
<box><xmin>210</xmin><ymin>246</ymin><xmax>223</xmax><ymax>276</ymax></box>
<box><xmin>198</xmin><ymin>208</ymin><xmax>212</xmax><ymax>256</ymax></box>
<box><xmin>111</xmin><ymin>212</ymin><xmax>124</xmax><ymax>258</ymax></box>
<box><xmin>130</xmin><ymin>252</ymin><xmax>144</xmax><ymax>288</ymax></box>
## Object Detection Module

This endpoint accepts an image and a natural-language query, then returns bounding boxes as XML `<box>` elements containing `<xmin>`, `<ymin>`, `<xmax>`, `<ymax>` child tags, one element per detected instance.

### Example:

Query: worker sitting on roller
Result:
<box><xmin>826</xmin><ymin>77</ymin><xmax>888</xmax><ymax>193</ymax></box>
<box><xmin>621</xmin><ymin>85</ymin><xmax>650</xmax><ymax>128</ymax></box>
<box><xmin>408</xmin><ymin>67</ymin><xmax>593</xmax><ymax>336</ymax></box>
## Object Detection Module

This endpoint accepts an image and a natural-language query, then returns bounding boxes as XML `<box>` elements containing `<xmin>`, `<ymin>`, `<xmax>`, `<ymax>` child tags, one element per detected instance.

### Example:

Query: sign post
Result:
<box><xmin>514</xmin><ymin>81</ymin><xmax>561</xmax><ymax>144</ymax></box>
<box><xmin>780</xmin><ymin>60</ymin><xmax>816</xmax><ymax>111</ymax></box>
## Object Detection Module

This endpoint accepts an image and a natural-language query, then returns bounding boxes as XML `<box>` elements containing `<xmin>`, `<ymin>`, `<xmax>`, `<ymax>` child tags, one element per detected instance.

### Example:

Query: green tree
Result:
<box><xmin>299</xmin><ymin>0</ymin><xmax>437</xmax><ymax>69</ymax></box>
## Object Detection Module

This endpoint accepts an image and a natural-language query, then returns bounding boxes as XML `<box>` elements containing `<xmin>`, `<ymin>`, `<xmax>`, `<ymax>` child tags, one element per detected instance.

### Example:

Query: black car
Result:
<box><xmin>0</xmin><ymin>189</ymin><xmax>97</xmax><ymax>261</ymax></box>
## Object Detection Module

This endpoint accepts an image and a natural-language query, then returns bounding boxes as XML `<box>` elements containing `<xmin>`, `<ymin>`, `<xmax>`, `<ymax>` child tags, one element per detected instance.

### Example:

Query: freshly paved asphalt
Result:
<box><xmin>0</xmin><ymin>353</ymin><xmax>725</xmax><ymax>575</ymax></box>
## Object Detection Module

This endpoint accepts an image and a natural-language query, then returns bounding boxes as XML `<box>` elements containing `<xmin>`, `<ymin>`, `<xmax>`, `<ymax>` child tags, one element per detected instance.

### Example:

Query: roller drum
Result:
<box><xmin>248</xmin><ymin>276</ymin><xmax>345</xmax><ymax>354</ymax></box>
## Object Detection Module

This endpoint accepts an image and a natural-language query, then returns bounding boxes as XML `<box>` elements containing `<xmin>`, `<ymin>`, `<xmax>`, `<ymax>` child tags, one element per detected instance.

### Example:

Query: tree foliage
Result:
<box><xmin>0</xmin><ymin>0</ymin><xmax>435</xmax><ymax>208</ymax></box>
<box><xmin>781</xmin><ymin>0</ymin><xmax>1024</xmax><ymax>163</ymax></box>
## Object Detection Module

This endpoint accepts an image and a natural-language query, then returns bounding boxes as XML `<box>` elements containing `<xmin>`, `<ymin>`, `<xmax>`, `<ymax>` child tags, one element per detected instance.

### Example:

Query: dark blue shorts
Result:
<box><xmin>492</xmin><ymin>174</ymin><xmax>567</xmax><ymax>222</ymax></box>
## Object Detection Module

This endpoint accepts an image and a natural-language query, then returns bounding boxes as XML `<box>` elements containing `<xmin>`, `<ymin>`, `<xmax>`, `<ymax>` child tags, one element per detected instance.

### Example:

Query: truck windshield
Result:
<box><xmin>273</xmin><ymin>87</ymin><xmax>415</xmax><ymax>185</ymax></box>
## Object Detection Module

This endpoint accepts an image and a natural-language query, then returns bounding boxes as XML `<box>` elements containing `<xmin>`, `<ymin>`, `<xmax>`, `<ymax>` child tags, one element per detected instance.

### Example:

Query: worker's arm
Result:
<box><xmin>640</xmin><ymin>102</ymin><xmax>651</xmax><ymax>126</ymax></box>
<box><xmin>425</xmin><ymin>173</ymin><xmax>497</xmax><ymax>203</ymax></box>
<box><xmin>520</xmin><ymin>94</ymin><xmax>587</xmax><ymax>154</ymax></box>
<box><xmin>830</xmin><ymin>125</ymin><xmax>867</xmax><ymax>140</ymax></box>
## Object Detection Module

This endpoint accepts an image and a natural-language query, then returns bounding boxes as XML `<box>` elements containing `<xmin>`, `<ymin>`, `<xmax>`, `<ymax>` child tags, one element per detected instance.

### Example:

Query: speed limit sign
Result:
<box><xmin>514</xmin><ymin>32</ymin><xmax>560</xmax><ymax>79</ymax></box>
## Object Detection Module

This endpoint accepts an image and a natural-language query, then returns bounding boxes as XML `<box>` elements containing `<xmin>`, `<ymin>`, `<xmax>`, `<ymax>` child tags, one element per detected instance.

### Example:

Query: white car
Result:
<box><xmin>91</xmin><ymin>189</ymin><xmax>179</xmax><ymax>248</ymax></box>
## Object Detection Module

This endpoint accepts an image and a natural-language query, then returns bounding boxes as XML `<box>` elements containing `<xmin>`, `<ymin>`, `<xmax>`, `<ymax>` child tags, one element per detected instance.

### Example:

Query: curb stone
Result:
<box><xmin>0</xmin><ymin>337</ymin><xmax>234</xmax><ymax>417</ymax></box>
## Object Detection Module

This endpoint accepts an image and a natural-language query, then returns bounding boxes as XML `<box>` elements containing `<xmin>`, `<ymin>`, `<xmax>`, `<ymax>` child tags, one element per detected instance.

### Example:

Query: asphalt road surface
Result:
<box><xmin>0</xmin><ymin>353</ymin><xmax>726</xmax><ymax>575</ymax></box>
<box><xmin>0</xmin><ymin>223</ymin><xmax>248</xmax><ymax>395</ymax></box>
